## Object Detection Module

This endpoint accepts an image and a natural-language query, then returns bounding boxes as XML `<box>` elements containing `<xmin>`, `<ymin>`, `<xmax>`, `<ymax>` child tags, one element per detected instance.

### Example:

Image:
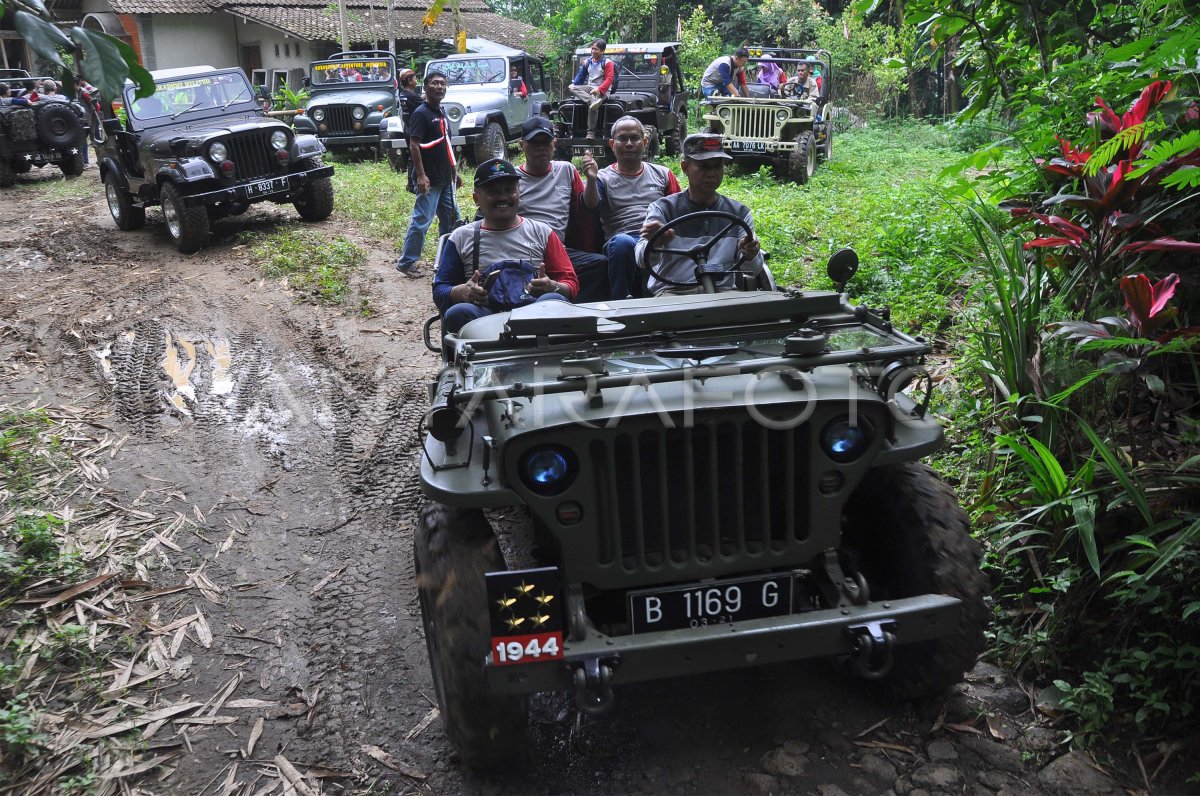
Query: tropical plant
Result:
<box><xmin>1002</xmin><ymin>81</ymin><xmax>1200</xmax><ymax>315</ymax></box>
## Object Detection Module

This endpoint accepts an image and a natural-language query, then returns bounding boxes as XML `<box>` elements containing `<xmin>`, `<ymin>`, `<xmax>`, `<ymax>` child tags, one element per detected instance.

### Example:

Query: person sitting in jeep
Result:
<box><xmin>433</xmin><ymin>158</ymin><xmax>578</xmax><ymax>333</ymax></box>
<box><xmin>582</xmin><ymin>115</ymin><xmax>681</xmax><ymax>299</ymax></box>
<box><xmin>635</xmin><ymin>133</ymin><xmax>761</xmax><ymax>295</ymax></box>
<box><xmin>786</xmin><ymin>61</ymin><xmax>820</xmax><ymax>98</ymax></box>
<box><xmin>569</xmin><ymin>39</ymin><xmax>616</xmax><ymax>139</ymax></box>
<box><xmin>701</xmin><ymin>48</ymin><xmax>750</xmax><ymax>98</ymax></box>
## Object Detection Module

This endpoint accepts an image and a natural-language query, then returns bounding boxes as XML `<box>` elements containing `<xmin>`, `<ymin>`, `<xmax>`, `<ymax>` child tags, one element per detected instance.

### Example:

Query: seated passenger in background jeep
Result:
<box><xmin>515</xmin><ymin>116</ymin><xmax>608</xmax><ymax>302</ymax></box>
<box><xmin>433</xmin><ymin>158</ymin><xmax>578</xmax><ymax>333</ymax></box>
<box><xmin>635</xmin><ymin>133</ymin><xmax>762</xmax><ymax>295</ymax></box>
<box><xmin>582</xmin><ymin>115</ymin><xmax>681</xmax><ymax>300</ymax></box>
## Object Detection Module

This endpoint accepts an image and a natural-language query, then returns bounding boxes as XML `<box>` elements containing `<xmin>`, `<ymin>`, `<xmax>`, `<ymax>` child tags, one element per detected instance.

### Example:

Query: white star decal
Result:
<box><xmin>23</xmin><ymin>154</ymin><xmax>32</xmax><ymax>161</ymax></box>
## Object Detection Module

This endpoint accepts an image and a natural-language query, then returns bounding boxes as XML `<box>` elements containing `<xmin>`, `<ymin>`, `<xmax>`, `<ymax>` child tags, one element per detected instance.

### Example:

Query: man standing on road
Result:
<box><xmin>433</xmin><ymin>158</ymin><xmax>578</xmax><ymax>333</ymax></box>
<box><xmin>515</xmin><ymin>116</ymin><xmax>608</xmax><ymax>302</ymax></box>
<box><xmin>701</xmin><ymin>48</ymin><xmax>750</xmax><ymax>98</ymax></box>
<box><xmin>635</xmin><ymin>133</ymin><xmax>762</xmax><ymax>295</ymax></box>
<box><xmin>395</xmin><ymin>71</ymin><xmax>461</xmax><ymax>278</ymax></box>
<box><xmin>568</xmin><ymin>39</ymin><xmax>616</xmax><ymax>139</ymax></box>
<box><xmin>581</xmin><ymin>116</ymin><xmax>681</xmax><ymax>300</ymax></box>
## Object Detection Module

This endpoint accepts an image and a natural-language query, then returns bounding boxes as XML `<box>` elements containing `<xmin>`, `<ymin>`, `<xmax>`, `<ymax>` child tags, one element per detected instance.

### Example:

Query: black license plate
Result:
<box><xmin>571</xmin><ymin>144</ymin><xmax>608</xmax><ymax>157</ymax></box>
<box><xmin>629</xmin><ymin>573</ymin><xmax>794</xmax><ymax>633</ymax></box>
<box><xmin>246</xmin><ymin>176</ymin><xmax>286</xmax><ymax>197</ymax></box>
<box><xmin>729</xmin><ymin>140</ymin><xmax>767</xmax><ymax>152</ymax></box>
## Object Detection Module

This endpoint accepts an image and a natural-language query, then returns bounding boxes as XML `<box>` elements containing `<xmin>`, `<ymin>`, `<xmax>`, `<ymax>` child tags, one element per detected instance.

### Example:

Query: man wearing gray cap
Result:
<box><xmin>516</xmin><ymin>115</ymin><xmax>608</xmax><ymax>301</ymax></box>
<box><xmin>635</xmin><ymin>133</ymin><xmax>762</xmax><ymax>295</ymax></box>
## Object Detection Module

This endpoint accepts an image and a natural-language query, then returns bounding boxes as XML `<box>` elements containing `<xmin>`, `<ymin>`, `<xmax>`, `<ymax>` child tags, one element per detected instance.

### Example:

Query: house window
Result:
<box><xmin>274</xmin><ymin>44</ymin><xmax>280</xmax><ymax>57</ymax></box>
<box><xmin>285</xmin><ymin>43</ymin><xmax>290</xmax><ymax>57</ymax></box>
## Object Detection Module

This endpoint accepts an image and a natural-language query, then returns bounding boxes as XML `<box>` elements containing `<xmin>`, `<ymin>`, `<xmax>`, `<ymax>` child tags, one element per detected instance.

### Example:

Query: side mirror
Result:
<box><xmin>827</xmin><ymin>247</ymin><xmax>858</xmax><ymax>292</ymax></box>
<box><xmin>301</xmin><ymin>77</ymin><xmax>311</xmax><ymax>88</ymax></box>
<box><xmin>255</xmin><ymin>85</ymin><xmax>271</xmax><ymax>101</ymax></box>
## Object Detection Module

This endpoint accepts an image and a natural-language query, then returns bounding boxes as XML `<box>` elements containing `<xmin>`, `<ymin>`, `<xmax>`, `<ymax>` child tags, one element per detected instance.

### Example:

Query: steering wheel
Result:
<box><xmin>780</xmin><ymin>81</ymin><xmax>808</xmax><ymax>99</ymax></box>
<box><xmin>642</xmin><ymin>210</ymin><xmax>755</xmax><ymax>289</ymax></box>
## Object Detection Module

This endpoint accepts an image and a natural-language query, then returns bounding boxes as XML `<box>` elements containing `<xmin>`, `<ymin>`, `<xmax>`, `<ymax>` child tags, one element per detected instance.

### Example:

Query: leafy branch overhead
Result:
<box><xmin>6</xmin><ymin>0</ymin><xmax>153</xmax><ymax>100</ymax></box>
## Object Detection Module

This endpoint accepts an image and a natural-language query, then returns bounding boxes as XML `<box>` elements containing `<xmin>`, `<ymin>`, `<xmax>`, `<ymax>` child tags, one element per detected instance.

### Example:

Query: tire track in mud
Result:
<box><xmin>283</xmin><ymin>318</ymin><xmax>437</xmax><ymax>770</ymax></box>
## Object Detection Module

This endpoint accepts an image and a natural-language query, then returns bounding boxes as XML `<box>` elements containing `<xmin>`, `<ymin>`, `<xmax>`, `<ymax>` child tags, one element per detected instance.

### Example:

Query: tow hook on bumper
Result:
<box><xmin>848</xmin><ymin>620</ymin><xmax>897</xmax><ymax>679</ymax></box>
<box><xmin>570</xmin><ymin>655</ymin><xmax>619</xmax><ymax>715</ymax></box>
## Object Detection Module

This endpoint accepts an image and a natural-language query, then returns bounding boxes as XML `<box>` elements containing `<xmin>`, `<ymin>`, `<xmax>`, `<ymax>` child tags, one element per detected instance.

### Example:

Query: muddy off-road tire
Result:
<box><xmin>471</xmin><ymin>122</ymin><xmax>505</xmax><ymax>166</ymax></box>
<box><xmin>415</xmin><ymin>503</ymin><xmax>529</xmax><ymax>767</ymax></box>
<box><xmin>385</xmin><ymin>147</ymin><xmax>407</xmax><ymax>173</ymax></box>
<box><xmin>788</xmin><ymin>131</ymin><xmax>816</xmax><ymax>184</ymax></box>
<box><xmin>0</xmin><ymin>157</ymin><xmax>14</xmax><ymax>187</ymax></box>
<box><xmin>841</xmin><ymin>463</ymin><xmax>989</xmax><ymax>700</ymax></box>
<box><xmin>294</xmin><ymin>176</ymin><xmax>334</xmax><ymax>222</ymax></box>
<box><xmin>160</xmin><ymin>181</ymin><xmax>209</xmax><ymax>254</ymax></box>
<box><xmin>105</xmin><ymin>171</ymin><xmax>146</xmax><ymax>230</ymax></box>
<box><xmin>664</xmin><ymin>111</ymin><xmax>686</xmax><ymax>156</ymax></box>
<box><xmin>11</xmin><ymin>159</ymin><xmax>32</xmax><ymax>174</ymax></box>
<box><xmin>59</xmin><ymin>148</ymin><xmax>84</xmax><ymax>177</ymax></box>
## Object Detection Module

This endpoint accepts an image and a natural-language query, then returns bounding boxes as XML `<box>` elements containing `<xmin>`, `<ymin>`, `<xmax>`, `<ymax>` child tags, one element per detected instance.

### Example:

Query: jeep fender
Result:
<box><xmin>156</xmin><ymin>159</ymin><xmax>216</xmax><ymax>185</ymax></box>
<box><xmin>532</xmin><ymin>101</ymin><xmax>550</xmax><ymax>118</ymax></box>
<box><xmin>293</xmin><ymin>115</ymin><xmax>318</xmax><ymax>135</ymax></box>
<box><xmin>97</xmin><ymin>156</ymin><xmax>128</xmax><ymax>190</ymax></box>
<box><xmin>292</xmin><ymin>134</ymin><xmax>326</xmax><ymax>160</ymax></box>
<box><xmin>381</xmin><ymin>116</ymin><xmax>405</xmax><ymax>139</ymax></box>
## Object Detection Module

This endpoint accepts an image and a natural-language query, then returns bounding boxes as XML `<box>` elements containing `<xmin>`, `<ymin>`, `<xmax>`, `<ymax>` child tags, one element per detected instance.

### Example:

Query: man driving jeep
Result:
<box><xmin>634</xmin><ymin>133</ymin><xmax>762</xmax><ymax>295</ymax></box>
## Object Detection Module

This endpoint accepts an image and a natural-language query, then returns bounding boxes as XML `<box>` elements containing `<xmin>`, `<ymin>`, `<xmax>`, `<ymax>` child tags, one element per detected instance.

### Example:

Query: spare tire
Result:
<box><xmin>35</xmin><ymin>103</ymin><xmax>83</xmax><ymax>150</ymax></box>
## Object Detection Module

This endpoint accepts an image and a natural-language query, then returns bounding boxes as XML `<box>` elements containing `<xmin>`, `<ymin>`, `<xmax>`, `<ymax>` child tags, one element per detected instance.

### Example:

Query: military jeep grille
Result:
<box><xmin>590</xmin><ymin>419</ymin><xmax>810</xmax><ymax>572</ymax></box>
<box><xmin>227</xmin><ymin>132</ymin><xmax>275</xmax><ymax>181</ymax></box>
<box><xmin>722</xmin><ymin>105</ymin><xmax>781</xmax><ymax>140</ymax></box>
<box><xmin>323</xmin><ymin>106</ymin><xmax>357</xmax><ymax>135</ymax></box>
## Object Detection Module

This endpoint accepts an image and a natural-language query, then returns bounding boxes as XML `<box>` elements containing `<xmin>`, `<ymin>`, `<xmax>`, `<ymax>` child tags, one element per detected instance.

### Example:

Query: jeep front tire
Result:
<box><xmin>415</xmin><ymin>503</ymin><xmax>529</xmax><ymax>767</ymax></box>
<box><xmin>471</xmin><ymin>121</ymin><xmax>505</xmax><ymax>165</ymax></box>
<box><xmin>789</xmin><ymin>131</ymin><xmax>816</xmax><ymax>184</ymax></box>
<box><xmin>841</xmin><ymin>463</ymin><xmax>989</xmax><ymax>700</ymax></box>
<box><xmin>294</xmin><ymin>176</ymin><xmax>334</xmax><ymax>222</ymax></box>
<box><xmin>104</xmin><ymin>171</ymin><xmax>145</xmax><ymax>231</ymax></box>
<box><xmin>59</xmin><ymin>148</ymin><xmax>84</xmax><ymax>177</ymax></box>
<box><xmin>160</xmin><ymin>181</ymin><xmax>210</xmax><ymax>253</ymax></box>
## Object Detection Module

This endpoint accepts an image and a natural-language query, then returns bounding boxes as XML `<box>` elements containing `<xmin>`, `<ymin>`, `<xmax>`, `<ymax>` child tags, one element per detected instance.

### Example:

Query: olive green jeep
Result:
<box><xmin>700</xmin><ymin>47</ymin><xmax>833</xmax><ymax>184</ymax></box>
<box><xmin>416</xmin><ymin>232</ymin><xmax>988</xmax><ymax>767</ymax></box>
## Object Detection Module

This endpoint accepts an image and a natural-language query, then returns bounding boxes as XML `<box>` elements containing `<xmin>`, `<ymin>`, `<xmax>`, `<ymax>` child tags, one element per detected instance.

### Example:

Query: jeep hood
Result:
<box><xmin>306</xmin><ymin>88</ymin><xmax>395</xmax><ymax>108</ymax></box>
<box><xmin>140</xmin><ymin>113</ymin><xmax>291</xmax><ymax>151</ymax></box>
<box><xmin>444</xmin><ymin>85</ymin><xmax>510</xmax><ymax>112</ymax></box>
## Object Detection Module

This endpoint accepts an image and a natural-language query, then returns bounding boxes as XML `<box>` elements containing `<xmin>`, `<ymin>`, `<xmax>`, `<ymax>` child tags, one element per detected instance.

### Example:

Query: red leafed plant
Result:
<box><xmin>1002</xmin><ymin>80</ymin><xmax>1200</xmax><ymax>314</ymax></box>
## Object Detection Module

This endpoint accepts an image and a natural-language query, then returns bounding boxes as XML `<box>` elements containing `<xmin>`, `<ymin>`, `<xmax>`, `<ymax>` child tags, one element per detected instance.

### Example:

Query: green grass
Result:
<box><xmin>248</xmin><ymin>228</ymin><xmax>367</xmax><ymax>304</ymax></box>
<box><xmin>13</xmin><ymin>170</ymin><xmax>96</xmax><ymax>200</ymax></box>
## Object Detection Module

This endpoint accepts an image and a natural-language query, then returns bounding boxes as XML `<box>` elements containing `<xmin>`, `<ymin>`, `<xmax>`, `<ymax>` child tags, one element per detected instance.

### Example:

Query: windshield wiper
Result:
<box><xmin>170</xmin><ymin>100</ymin><xmax>204</xmax><ymax>119</ymax></box>
<box><xmin>222</xmin><ymin>88</ymin><xmax>249</xmax><ymax>110</ymax></box>
<box><xmin>652</xmin><ymin>345</ymin><xmax>742</xmax><ymax>361</ymax></box>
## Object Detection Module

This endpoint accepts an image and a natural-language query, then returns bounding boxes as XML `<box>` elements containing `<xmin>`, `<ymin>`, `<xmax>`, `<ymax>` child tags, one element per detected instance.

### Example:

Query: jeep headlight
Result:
<box><xmin>352</xmin><ymin>106</ymin><xmax>366</xmax><ymax>120</ymax></box>
<box><xmin>519</xmin><ymin>446</ymin><xmax>578</xmax><ymax>496</ymax></box>
<box><xmin>718</xmin><ymin>107</ymin><xmax>731</xmax><ymax>121</ymax></box>
<box><xmin>776</xmin><ymin>109</ymin><xmax>789</xmax><ymax>123</ymax></box>
<box><xmin>208</xmin><ymin>141</ymin><xmax>228</xmax><ymax>163</ymax></box>
<box><xmin>821</xmin><ymin>417</ymin><xmax>870</xmax><ymax>463</ymax></box>
<box><xmin>446</xmin><ymin>105</ymin><xmax>463</xmax><ymax>123</ymax></box>
<box><xmin>270</xmin><ymin>130</ymin><xmax>288</xmax><ymax>150</ymax></box>
<box><xmin>311</xmin><ymin>108</ymin><xmax>325</xmax><ymax>122</ymax></box>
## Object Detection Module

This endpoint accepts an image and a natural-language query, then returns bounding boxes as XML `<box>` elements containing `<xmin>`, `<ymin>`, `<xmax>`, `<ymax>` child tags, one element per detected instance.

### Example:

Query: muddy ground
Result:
<box><xmin>0</xmin><ymin>166</ymin><xmax>1145</xmax><ymax>795</ymax></box>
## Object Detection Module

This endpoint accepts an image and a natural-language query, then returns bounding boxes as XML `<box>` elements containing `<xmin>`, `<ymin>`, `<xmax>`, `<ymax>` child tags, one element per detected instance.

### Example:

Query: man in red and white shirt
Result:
<box><xmin>582</xmin><ymin>116</ymin><xmax>681</xmax><ymax>299</ymax></box>
<box><xmin>516</xmin><ymin>116</ymin><xmax>609</xmax><ymax>302</ymax></box>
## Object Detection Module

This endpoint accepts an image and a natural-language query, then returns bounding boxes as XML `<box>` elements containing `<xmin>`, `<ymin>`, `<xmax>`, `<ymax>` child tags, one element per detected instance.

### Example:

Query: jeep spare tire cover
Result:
<box><xmin>35</xmin><ymin>103</ymin><xmax>82</xmax><ymax>149</ymax></box>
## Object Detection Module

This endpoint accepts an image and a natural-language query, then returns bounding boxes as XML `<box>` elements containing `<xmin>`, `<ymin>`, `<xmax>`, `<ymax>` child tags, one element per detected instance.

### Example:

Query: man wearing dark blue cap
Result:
<box><xmin>515</xmin><ymin>115</ymin><xmax>609</xmax><ymax>302</ymax></box>
<box><xmin>635</xmin><ymin>133</ymin><xmax>763</xmax><ymax>295</ymax></box>
<box><xmin>433</xmin><ymin>158</ymin><xmax>579</xmax><ymax>333</ymax></box>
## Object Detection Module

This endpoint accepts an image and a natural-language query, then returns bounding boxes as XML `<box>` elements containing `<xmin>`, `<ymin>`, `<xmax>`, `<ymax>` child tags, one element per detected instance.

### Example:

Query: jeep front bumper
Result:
<box><xmin>485</xmin><ymin>593</ymin><xmax>961</xmax><ymax>694</ymax></box>
<box><xmin>319</xmin><ymin>134</ymin><xmax>380</xmax><ymax>147</ymax></box>
<box><xmin>180</xmin><ymin>165</ymin><xmax>334</xmax><ymax>207</ymax></box>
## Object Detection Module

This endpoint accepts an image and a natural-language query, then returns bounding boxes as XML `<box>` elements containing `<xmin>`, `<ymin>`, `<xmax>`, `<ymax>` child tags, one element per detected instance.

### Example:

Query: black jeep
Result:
<box><xmin>293</xmin><ymin>50</ymin><xmax>399</xmax><ymax>152</ymax></box>
<box><xmin>0</xmin><ymin>74</ymin><xmax>88</xmax><ymax>187</ymax></box>
<box><xmin>550</xmin><ymin>42</ymin><xmax>687</xmax><ymax>163</ymax></box>
<box><xmin>94</xmin><ymin>65</ymin><xmax>334</xmax><ymax>253</ymax></box>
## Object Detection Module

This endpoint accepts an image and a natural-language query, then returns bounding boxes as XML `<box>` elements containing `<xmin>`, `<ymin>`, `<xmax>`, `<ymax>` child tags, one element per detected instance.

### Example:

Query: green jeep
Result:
<box><xmin>701</xmin><ymin>47</ymin><xmax>833</xmax><ymax>184</ymax></box>
<box><xmin>415</xmin><ymin>229</ymin><xmax>989</xmax><ymax>767</ymax></box>
<box><xmin>293</xmin><ymin>50</ymin><xmax>399</xmax><ymax>152</ymax></box>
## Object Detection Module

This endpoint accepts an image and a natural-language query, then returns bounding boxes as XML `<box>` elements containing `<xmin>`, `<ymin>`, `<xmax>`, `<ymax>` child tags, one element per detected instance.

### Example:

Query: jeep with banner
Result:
<box><xmin>380</xmin><ymin>43</ymin><xmax>549</xmax><ymax>170</ymax></box>
<box><xmin>94</xmin><ymin>65</ymin><xmax>334</xmax><ymax>253</ymax></box>
<box><xmin>700</xmin><ymin>47</ymin><xmax>833</xmax><ymax>184</ymax></box>
<box><xmin>550</xmin><ymin>41</ymin><xmax>688</xmax><ymax>163</ymax></box>
<box><xmin>293</xmin><ymin>50</ymin><xmax>399</xmax><ymax>152</ymax></box>
<box><xmin>0</xmin><ymin>78</ymin><xmax>88</xmax><ymax>187</ymax></box>
<box><xmin>414</xmin><ymin>237</ymin><xmax>989</xmax><ymax>767</ymax></box>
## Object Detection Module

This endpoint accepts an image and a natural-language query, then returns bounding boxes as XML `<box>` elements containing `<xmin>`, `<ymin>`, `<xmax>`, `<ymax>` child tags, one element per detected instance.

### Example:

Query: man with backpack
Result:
<box><xmin>433</xmin><ymin>158</ymin><xmax>579</xmax><ymax>334</ymax></box>
<box><xmin>568</xmin><ymin>39</ymin><xmax>616</xmax><ymax>139</ymax></box>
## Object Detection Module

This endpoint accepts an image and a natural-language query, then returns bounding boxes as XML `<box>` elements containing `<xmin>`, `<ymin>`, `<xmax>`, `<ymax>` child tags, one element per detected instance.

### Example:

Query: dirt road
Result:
<box><xmin>0</xmin><ymin>167</ymin><xmax>1128</xmax><ymax>795</ymax></box>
